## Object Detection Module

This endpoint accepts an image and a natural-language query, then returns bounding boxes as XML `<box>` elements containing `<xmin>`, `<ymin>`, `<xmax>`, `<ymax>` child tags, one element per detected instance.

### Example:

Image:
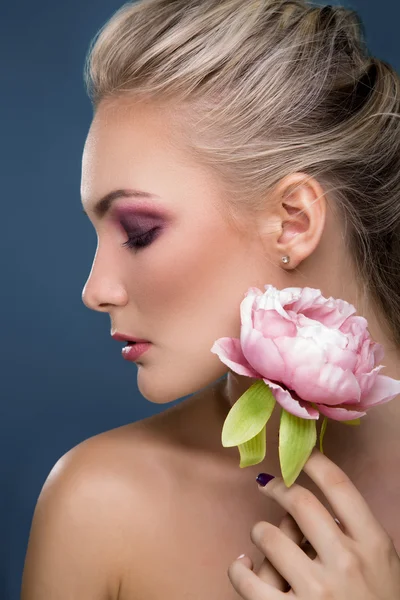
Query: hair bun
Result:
<box><xmin>318</xmin><ymin>5</ymin><xmax>334</xmax><ymax>25</ymax></box>
<box><xmin>314</xmin><ymin>4</ymin><xmax>367</xmax><ymax>61</ymax></box>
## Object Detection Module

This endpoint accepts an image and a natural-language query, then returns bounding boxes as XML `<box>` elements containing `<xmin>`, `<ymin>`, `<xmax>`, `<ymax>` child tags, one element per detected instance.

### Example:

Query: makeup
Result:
<box><xmin>122</xmin><ymin>342</ymin><xmax>152</xmax><ymax>361</ymax></box>
<box><xmin>112</xmin><ymin>203</ymin><xmax>170</xmax><ymax>236</ymax></box>
<box><xmin>112</xmin><ymin>200</ymin><xmax>171</xmax><ymax>225</ymax></box>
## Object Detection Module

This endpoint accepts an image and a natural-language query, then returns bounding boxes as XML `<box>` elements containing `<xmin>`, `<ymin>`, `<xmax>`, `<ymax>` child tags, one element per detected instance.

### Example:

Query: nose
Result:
<box><xmin>81</xmin><ymin>247</ymin><xmax>128</xmax><ymax>312</ymax></box>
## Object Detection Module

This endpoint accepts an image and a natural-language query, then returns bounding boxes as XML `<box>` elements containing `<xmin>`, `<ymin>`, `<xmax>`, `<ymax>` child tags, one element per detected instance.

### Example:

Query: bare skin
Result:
<box><xmin>21</xmin><ymin>97</ymin><xmax>400</xmax><ymax>599</ymax></box>
<box><xmin>106</xmin><ymin>347</ymin><xmax>400</xmax><ymax>600</ymax></box>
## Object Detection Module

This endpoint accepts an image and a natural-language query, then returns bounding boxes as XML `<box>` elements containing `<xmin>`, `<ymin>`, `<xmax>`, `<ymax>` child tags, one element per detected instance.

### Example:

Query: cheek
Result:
<box><xmin>136</xmin><ymin>226</ymin><xmax>258</xmax><ymax>341</ymax></box>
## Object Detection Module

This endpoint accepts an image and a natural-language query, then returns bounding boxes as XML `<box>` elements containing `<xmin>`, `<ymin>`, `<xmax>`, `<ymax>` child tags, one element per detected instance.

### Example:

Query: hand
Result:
<box><xmin>245</xmin><ymin>511</ymin><xmax>314</xmax><ymax>593</ymax></box>
<box><xmin>228</xmin><ymin>448</ymin><xmax>400</xmax><ymax>599</ymax></box>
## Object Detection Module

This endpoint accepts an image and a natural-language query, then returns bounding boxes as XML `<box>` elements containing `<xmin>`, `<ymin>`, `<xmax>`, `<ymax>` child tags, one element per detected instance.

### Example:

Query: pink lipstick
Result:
<box><xmin>121</xmin><ymin>341</ymin><xmax>151</xmax><ymax>361</ymax></box>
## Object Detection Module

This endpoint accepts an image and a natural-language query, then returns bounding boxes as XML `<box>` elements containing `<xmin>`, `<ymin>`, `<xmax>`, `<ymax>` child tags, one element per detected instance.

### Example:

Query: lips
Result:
<box><xmin>111</xmin><ymin>332</ymin><xmax>150</xmax><ymax>343</ymax></box>
<box><xmin>121</xmin><ymin>340</ymin><xmax>151</xmax><ymax>361</ymax></box>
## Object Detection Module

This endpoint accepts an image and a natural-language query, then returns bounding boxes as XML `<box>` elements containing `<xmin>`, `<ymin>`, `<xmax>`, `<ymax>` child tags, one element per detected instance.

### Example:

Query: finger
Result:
<box><xmin>302</xmin><ymin>448</ymin><xmax>388</xmax><ymax>543</ymax></box>
<box><xmin>256</xmin><ymin>474</ymin><xmax>346</xmax><ymax>564</ymax></box>
<box><xmin>228</xmin><ymin>559</ymin><xmax>287</xmax><ymax>600</ymax></box>
<box><xmin>279</xmin><ymin>513</ymin><xmax>305</xmax><ymax>545</ymax></box>
<box><xmin>250</xmin><ymin>520</ymin><xmax>319</xmax><ymax>595</ymax></box>
<box><xmin>236</xmin><ymin>554</ymin><xmax>254</xmax><ymax>571</ymax></box>
<box><xmin>300</xmin><ymin>518</ymin><xmax>343</xmax><ymax>562</ymax></box>
<box><xmin>257</xmin><ymin>513</ymin><xmax>304</xmax><ymax>590</ymax></box>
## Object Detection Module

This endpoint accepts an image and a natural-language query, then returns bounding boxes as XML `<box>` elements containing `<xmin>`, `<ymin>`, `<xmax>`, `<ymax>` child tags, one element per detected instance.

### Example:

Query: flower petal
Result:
<box><xmin>257</xmin><ymin>285</ymin><xmax>298</xmax><ymax>317</ymax></box>
<box><xmin>340</xmin><ymin>314</ymin><xmax>368</xmax><ymax>336</ymax></box>
<box><xmin>240</xmin><ymin>289</ymin><xmax>263</xmax><ymax>332</ymax></box>
<box><xmin>210</xmin><ymin>337</ymin><xmax>259</xmax><ymax>377</ymax></box>
<box><xmin>253</xmin><ymin>308</ymin><xmax>297</xmax><ymax>337</ymax></box>
<box><xmin>372</xmin><ymin>342</ymin><xmax>385</xmax><ymax>365</ymax></box>
<box><xmin>317</xmin><ymin>404</ymin><xmax>367</xmax><ymax>421</ymax></box>
<box><xmin>325</xmin><ymin>343</ymin><xmax>358</xmax><ymax>371</ymax></box>
<box><xmin>263</xmin><ymin>379</ymin><xmax>319</xmax><ymax>419</ymax></box>
<box><xmin>354</xmin><ymin>337</ymin><xmax>376</xmax><ymax>375</ymax></box>
<box><xmin>240</xmin><ymin>328</ymin><xmax>287</xmax><ymax>381</ymax></box>
<box><xmin>292</xmin><ymin>362</ymin><xmax>361</xmax><ymax>406</ymax></box>
<box><xmin>359</xmin><ymin>374</ymin><xmax>400</xmax><ymax>409</ymax></box>
<box><xmin>356</xmin><ymin>365</ymin><xmax>384</xmax><ymax>397</ymax></box>
<box><xmin>296</xmin><ymin>314</ymin><xmax>348</xmax><ymax>350</ymax></box>
<box><xmin>273</xmin><ymin>336</ymin><xmax>325</xmax><ymax>389</ymax></box>
<box><xmin>285</xmin><ymin>287</ymin><xmax>357</xmax><ymax>328</ymax></box>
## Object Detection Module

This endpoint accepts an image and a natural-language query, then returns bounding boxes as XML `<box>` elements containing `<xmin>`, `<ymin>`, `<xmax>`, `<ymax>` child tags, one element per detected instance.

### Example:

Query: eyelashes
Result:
<box><xmin>117</xmin><ymin>211</ymin><xmax>165</xmax><ymax>253</ymax></box>
<box><xmin>121</xmin><ymin>227</ymin><xmax>160</xmax><ymax>252</ymax></box>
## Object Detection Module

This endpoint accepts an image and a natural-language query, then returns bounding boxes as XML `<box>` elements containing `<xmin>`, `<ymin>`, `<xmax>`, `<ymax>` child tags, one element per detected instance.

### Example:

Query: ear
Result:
<box><xmin>263</xmin><ymin>173</ymin><xmax>327</xmax><ymax>268</ymax></box>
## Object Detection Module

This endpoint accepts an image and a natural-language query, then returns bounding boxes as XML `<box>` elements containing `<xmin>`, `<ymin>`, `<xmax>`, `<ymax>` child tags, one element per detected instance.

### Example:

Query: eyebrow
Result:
<box><xmin>81</xmin><ymin>189</ymin><xmax>159</xmax><ymax>218</ymax></box>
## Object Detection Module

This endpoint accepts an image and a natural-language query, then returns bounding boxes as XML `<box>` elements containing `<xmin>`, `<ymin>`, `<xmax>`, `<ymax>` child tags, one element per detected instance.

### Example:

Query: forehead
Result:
<box><xmin>81</xmin><ymin>99</ymin><xmax>198</xmax><ymax>209</ymax></box>
<box><xmin>81</xmin><ymin>101</ymin><xmax>176</xmax><ymax>197</ymax></box>
<box><xmin>80</xmin><ymin>98</ymin><xmax>231</xmax><ymax>223</ymax></box>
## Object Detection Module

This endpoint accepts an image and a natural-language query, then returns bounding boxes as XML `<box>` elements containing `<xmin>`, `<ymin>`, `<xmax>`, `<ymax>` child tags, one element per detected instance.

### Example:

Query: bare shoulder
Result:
<box><xmin>21</xmin><ymin>420</ymin><xmax>164</xmax><ymax>600</ymax></box>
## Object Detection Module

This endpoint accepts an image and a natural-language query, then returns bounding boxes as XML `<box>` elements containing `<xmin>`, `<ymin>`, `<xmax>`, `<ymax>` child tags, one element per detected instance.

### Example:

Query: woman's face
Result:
<box><xmin>81</xmin><ymin>98</ymin><xmax>279</xmax><ymax>404</ymax></box>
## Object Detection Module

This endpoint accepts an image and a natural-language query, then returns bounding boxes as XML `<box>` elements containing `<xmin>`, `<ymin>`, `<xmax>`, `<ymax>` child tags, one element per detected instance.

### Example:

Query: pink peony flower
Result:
<box><xmin>211</xmin><ymin>285</ymin><xmax>400</xmax><ymax>422</ymax></box>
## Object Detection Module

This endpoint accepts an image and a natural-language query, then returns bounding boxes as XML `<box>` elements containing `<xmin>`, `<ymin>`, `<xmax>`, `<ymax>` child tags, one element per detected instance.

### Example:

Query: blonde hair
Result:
<box><xmin>83</xmin><ymin>0</ymin><xmax>400</xmax><ymax>347</ymax></box>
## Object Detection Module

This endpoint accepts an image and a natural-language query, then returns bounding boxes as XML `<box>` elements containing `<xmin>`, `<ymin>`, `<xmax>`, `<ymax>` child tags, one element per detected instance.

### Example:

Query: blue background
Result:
<box><xmin>1</xmin><ymin>0</ymin><xmax>399</xmax><ymax>597</ymax></box>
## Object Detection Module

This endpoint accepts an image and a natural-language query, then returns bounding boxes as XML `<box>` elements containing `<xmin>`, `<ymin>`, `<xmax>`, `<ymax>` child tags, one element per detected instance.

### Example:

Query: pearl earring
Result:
<box><xmin>281</xmin><ymin>255</ymin><xmax>290</xmax><ymax>264</ymax></box>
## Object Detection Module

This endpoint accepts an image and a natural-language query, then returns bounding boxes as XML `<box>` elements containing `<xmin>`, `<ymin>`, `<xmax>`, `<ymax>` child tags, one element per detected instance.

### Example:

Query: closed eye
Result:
<box><xmin>121</xmin><ymin>227</ymin><xmax>160</xmax><ymax>252</ymax></box>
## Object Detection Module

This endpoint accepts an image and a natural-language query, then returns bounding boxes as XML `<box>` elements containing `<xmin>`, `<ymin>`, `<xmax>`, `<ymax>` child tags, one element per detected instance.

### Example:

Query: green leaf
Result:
<box><xmin>279</xmin><ymin>409</ymin><xmax>317</xmax><ymax>487</ymax></box>
<box><xmin>221</xmin><ymin>380</ymin><xmax>276</xmax><ymax>447</ymax></box>
<box><xmin>342</xmin><ymin>418</ymin><xmax>361</xmax><ymax>426</ymax></box>
<box><xmin>319</xmin><ymin>417</ymin><xmax>328</xmax><ymax>454</ymax></box>
<box><xmin>238</xmin><ymin>424</ymin><xmax>267</xmax><ymax>468</ymax></box>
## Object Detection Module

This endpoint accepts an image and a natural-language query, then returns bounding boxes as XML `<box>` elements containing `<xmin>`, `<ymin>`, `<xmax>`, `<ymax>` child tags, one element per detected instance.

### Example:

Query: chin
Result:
<box><xmin>135</xmin><ymin>364</ymin><xmax>229</xmax><ymax>404</ymax></box>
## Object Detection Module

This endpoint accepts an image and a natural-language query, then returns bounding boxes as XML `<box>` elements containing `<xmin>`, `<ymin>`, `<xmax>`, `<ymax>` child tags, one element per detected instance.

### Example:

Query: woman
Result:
<box><xmin>21</xmin><ymin>0</ymin><xmax>400</xmax><ymax>598</ymax></box>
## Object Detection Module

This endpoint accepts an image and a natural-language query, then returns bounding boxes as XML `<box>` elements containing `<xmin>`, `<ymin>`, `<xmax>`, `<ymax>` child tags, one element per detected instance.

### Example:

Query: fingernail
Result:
<box><xmin>256</xmin><ymin>473</ymin><xmax>275</xmax><ymax>487</ymax></box>
<box><xmin>236</xmin><ymin>553</ymin><xmax>246</xmax><ymax>559</ymax></box>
